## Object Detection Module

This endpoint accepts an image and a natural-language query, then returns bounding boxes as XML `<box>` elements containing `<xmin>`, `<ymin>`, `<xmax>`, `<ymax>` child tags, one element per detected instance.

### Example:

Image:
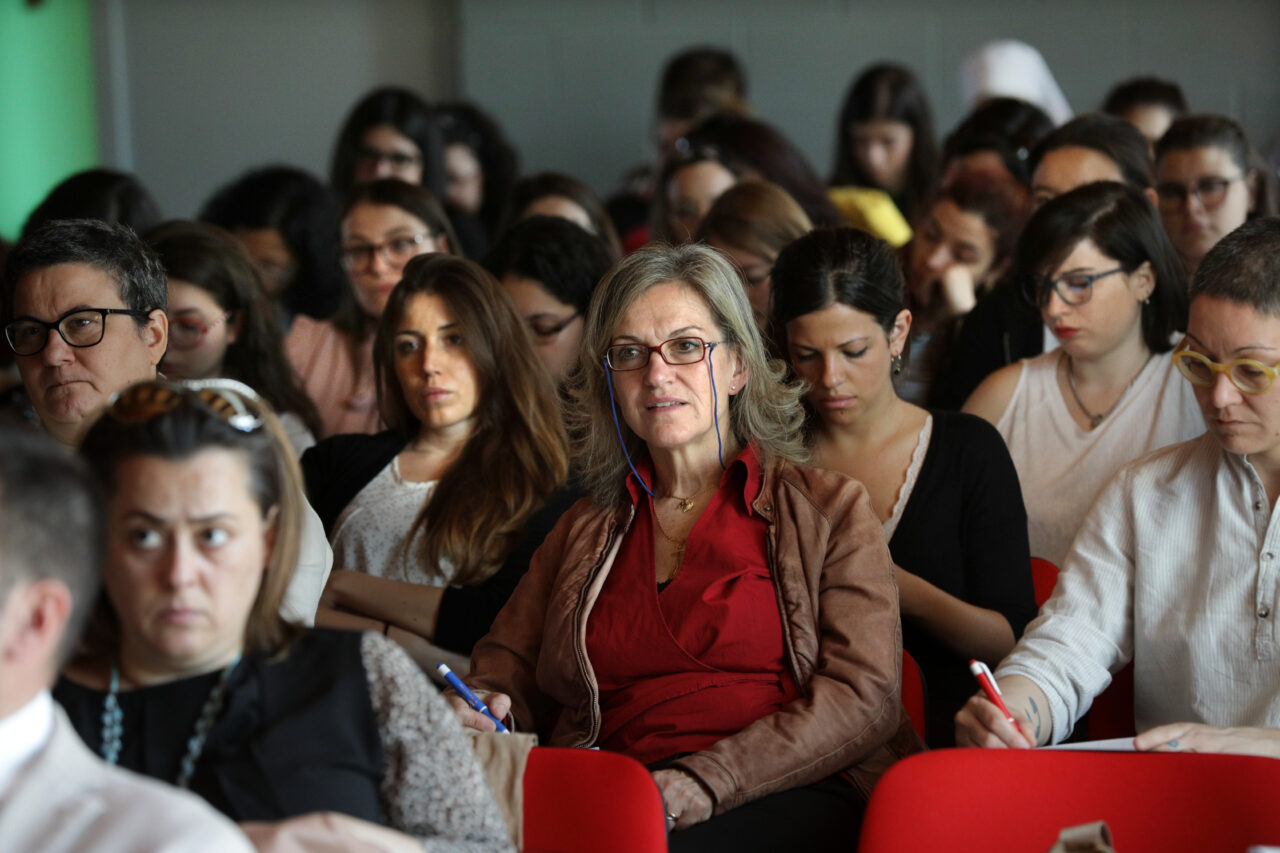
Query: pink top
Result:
<box><xmin>285</xmin><ymin>316</ymin><xmax>382</xmax><ymax>439</ymax></box>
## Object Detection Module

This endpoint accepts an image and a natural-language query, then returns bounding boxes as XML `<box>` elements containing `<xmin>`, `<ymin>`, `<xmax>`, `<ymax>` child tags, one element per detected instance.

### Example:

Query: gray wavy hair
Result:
<box><xmin>566</xmin><ymin>243</ymin><xmax>808</xmax><ymax>506</ymax></box>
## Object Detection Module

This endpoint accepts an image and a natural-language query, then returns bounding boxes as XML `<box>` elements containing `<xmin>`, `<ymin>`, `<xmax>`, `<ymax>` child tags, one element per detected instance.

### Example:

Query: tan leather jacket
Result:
<box><xmin>467</xmin><ymin>456</ymin><xmax>923</xmax><ymax>813</ymax></box>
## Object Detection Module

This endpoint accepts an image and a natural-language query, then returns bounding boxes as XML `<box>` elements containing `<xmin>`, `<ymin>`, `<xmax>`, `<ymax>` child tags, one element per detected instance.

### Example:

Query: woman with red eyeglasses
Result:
<box><xmin>148</xmin><ymin>221</ymin><xmax>321</xmax><ymax>455</ymax></box>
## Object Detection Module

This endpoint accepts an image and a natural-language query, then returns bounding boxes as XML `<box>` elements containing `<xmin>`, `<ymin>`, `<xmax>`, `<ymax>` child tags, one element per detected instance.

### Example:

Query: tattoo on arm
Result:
<box><xmin>1027</xmin><ymin>697</ymin><xmax>1042</xmax><ymax>741</ymax></box>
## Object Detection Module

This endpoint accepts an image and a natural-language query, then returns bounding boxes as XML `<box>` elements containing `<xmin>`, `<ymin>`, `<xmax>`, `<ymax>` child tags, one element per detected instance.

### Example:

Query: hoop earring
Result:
<box><xmin>891</xmin><ymin>353</ymin><xmax>904</xmax><ymax>376</ymax></box>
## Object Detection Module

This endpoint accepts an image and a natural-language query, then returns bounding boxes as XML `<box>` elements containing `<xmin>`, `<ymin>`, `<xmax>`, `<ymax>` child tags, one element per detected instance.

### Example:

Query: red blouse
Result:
<box><xmin>585</xmin><ymin>445</ymin><xmax>800</xmax><ymax>765</ymax></box>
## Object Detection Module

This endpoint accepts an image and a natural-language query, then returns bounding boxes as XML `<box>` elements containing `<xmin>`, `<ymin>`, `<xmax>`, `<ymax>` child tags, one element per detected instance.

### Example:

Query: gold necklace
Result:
<box><xmin>664</xmin><ymin>483</ymin><xmax>715</xmax><ymax>512</ymax></box>
<box><xmin>652</xmin><ymin>505</ymin><xmax>688</xmax><ymax>566</ymax></box>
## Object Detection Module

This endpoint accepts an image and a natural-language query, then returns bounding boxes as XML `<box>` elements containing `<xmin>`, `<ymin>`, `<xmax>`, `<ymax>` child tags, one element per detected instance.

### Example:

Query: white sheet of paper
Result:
<box><xmin>1043</xmin><ymin>737</ymin><xmax>1135</xmax><ymax>751</ymax></box>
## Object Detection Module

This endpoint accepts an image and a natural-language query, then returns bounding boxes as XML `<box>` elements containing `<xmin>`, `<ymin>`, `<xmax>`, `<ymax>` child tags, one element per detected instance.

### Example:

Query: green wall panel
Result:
<box><xmin>0</xmin><ymin>0</ymin><xmax>99</xmax><ymax>240</ymax></box>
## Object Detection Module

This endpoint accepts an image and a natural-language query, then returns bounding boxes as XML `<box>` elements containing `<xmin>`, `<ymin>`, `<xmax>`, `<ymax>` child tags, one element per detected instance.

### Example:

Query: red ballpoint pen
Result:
<box><xmin>969</xmin><ymin>658</ymin><xmax>1018</xmax><ymax>727</ymax></box>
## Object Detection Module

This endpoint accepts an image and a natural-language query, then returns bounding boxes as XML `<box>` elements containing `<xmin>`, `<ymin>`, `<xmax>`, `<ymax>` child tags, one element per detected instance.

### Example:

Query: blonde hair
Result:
<box><xmin>566</xmin><ymin>243</ymin><xmax>808</xmax><ymax>506</ymax></box>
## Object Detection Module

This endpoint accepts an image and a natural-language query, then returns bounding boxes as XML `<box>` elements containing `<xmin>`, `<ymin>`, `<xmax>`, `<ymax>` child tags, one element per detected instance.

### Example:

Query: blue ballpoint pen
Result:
<box><xmin>437</xmin><ymin>663</ymin><xmax>509</xmax><ymax>733</ymax></box>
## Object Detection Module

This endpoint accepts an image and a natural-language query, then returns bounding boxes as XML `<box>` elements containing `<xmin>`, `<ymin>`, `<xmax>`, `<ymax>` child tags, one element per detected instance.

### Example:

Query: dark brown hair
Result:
<box><xmin>146</xmin><ymin>220</ymin><xmax>322</xmax><ymax>436</ymax></box>
<box><xmin>374</xmin><ymin>254</ymin><xmax>570</xmax><ymax>584</ymax></box>
<box><xmin>333</xmin><ymin>179</ymin><xmax>459</xmax><ymax>345</ymax></box>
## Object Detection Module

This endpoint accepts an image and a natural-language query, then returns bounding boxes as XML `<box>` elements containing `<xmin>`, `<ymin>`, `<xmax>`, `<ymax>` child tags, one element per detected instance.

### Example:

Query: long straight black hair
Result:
<box><xmin>830</xmin><ymin>63</ymin><xmax>938</xmax><ymax>223</ymax></box>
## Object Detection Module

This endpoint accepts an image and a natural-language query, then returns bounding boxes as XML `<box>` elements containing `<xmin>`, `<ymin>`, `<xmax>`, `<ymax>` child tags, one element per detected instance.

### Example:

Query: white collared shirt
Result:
<box><xmin>998</xmin><ymin>433</ymin><xmax>1280</xmax><ymax>743</ymax></box>
<box><xmin>0</xmin><ymin>691</ymin><xmax>55</xmax><ymax>801</ymax></box>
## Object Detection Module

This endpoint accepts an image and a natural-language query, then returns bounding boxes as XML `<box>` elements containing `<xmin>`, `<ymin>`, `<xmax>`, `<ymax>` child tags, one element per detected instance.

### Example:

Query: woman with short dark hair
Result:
<box><xmin>964</xmin><ymin>182</ymin><xmax>1202</xmax><ymax>566</ymax></box>
<box><xmin>1155</xmin><ymin>114</ymin><xmax>1275</xmax><ymax>277</ymax></box>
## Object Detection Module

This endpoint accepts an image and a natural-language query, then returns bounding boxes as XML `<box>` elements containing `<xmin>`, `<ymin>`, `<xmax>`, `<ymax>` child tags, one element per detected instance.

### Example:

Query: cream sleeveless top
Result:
<box><xmin>997</xmin><ymin>348</ymin><xmax>1203</xmax><ymax>566</ymax></box>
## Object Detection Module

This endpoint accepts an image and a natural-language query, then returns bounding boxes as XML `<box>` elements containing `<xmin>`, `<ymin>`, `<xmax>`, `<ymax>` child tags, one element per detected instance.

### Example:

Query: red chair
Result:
<box><xmin>1030</xmin><ymin>556</ymin><xmax>1058</xmax><ymax>607</ymax></box>
<box><xmin>521</xmin><ymin>747</ymin><xmax>668</xmax><ymax>853</ymax></box>
<box><xmin>859</xmin><ymin>748</ymin><xmax>1280</xmax><ymax>852</ymax></box>
<box><xmin>1087</xmin><ymin>661</ymin><xmax>1136</xmax><ymax>739</ymax></box>
<box><xmin>901</xmin><ymin>650</ymin><xmax>927</xmax><ymax>741</ymax></box>
<box><xmin>1028</xmin><ymin>556</ymin><xmax>1137</xmax><ymax>739</ymax></box>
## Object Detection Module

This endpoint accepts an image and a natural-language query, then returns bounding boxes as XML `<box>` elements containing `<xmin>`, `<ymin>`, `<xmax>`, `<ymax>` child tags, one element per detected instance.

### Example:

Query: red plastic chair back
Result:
<box><xmin>521</xmin><ymin>747</ymin><xmax>668</xmax><ymax>853</ymax></box>
<box><xmin>1028</xmin><ymin>557</ymin><xmax>1136</xmax><ymax>738</ymax></box>
<box><xmin>901</xmin><ymin>650</ymin><xmax>927</xmax><ymax>741</ymax></box>
<box><xmin>1087</xmin><ymin>661</ymin><xmax>1136</xmax><ymax>739</ymax></box>
<box><xmin>860</xmin><ymin>748</ymin><xmax>1280</xmax><ymax>852</ymax></box>
<box><xmin>1030</xmin><ymin>557</ymin><xmax>1059</xmax><ymax>607</ymax></box>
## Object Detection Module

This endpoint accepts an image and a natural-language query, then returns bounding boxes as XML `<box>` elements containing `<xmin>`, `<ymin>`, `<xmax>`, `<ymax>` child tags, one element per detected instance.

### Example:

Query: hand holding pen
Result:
<box><xmin>954</xmin><ymin>660</ymin><xmax>1037</xmax><ymax>749</ymax></box>
<box><xmin>438</xmin><ymin>664</ymin><xmax>510</xmax><ymax>733</ymax></box>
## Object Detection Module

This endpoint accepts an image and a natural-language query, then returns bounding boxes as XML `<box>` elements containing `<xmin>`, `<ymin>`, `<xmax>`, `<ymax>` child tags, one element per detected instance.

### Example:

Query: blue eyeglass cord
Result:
<box><xmin>602</xmin><ymin>342</ymin><xmax>727</xmax><ymax>499</ymax></box>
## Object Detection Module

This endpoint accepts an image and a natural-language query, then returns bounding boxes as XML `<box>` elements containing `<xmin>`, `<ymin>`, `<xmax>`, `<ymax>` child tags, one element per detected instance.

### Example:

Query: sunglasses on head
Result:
<box><xmin>106</xmin><ymin>378</ymin><xmax>264</xmax><ymax>433</ymax></box>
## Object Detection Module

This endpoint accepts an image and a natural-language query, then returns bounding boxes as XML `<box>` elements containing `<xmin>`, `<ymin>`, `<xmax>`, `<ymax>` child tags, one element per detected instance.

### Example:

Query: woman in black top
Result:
<box><xmin>771</xmin><ymin>228</ymin><xmax>1037</xmax><ymax>746</ymax></box>
<box><xmin>55</xmin><ymin>379</ymin><xmax>510</xmax><ymax>851</ymax></box>
<box><xmin>304</xmin><ymin>254</ymin><xmax>575</xmax><ymax>662</ymax></box>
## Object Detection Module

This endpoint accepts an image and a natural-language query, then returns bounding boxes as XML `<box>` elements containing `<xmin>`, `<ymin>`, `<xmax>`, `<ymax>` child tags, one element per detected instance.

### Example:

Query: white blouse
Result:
<box><xmin>331</xmin><ymin>456</ymin><xmax>456</xmax><ymax>585</ymax></box>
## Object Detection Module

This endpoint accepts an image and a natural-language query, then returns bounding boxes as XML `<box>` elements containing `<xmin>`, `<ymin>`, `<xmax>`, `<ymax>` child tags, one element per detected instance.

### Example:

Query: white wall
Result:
<box><xmin>458</xmin><ymin>0</ymin><xmax>1280</xmax><ymax>196</ymax></box>
<box><xmin>93</xmin><ymin>0</ymin><xmax>1280</xmax><ymax>218</ymax></box>
<box><xmin>94</xmin><ymin>0</ymin><xmax>458</xmax><ymax>219</ymax></box>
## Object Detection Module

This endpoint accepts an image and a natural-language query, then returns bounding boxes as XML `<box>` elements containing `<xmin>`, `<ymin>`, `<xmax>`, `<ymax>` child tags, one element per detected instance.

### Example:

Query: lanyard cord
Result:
<box><xmin>602</xmin><ymin>345</ymin><xmax>728</xmax><ymax>500</ymax></box>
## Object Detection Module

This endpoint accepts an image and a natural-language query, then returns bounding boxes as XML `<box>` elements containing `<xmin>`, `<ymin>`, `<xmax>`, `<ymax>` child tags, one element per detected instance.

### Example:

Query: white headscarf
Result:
<box><xmin>960</xmin><ymin>39</ymin><xmax>1073</xmax><ymax>126</ymax></box>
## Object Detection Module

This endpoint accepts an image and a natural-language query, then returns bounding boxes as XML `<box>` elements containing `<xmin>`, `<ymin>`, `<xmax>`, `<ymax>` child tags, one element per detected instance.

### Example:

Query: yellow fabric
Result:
<box><xmin>827</xmin><ymin>186</ymin><xmax>913</xmax><ymax>247</ymax></box>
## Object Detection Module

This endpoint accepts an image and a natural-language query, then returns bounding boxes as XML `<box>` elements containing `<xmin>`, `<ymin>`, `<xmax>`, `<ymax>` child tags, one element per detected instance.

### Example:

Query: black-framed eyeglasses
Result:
<box><xmin>1022</xmin><ymin>267</ymin><xmax>1126</xmax><ymax>308</ymax></box>
<box><xmin>529</xmin><ymin>312</ymin><xmax>580</xmax><ymax>340</ymax></box>
<box><xmin>340</xmin><ymin>233</ymin><xmax>435</xmax><ymax>270</ymax></box>
<box><xmin>4</xmin><ymin>307</ymin><xmax>154</xmax><ymax>356</ymax></box>
<box><xmin>1156</xmin><ymin>175</ymin><xmax>1246</xmax><ymax>212</ymax></box>
<box><xmin>107</xmin><ymin>378</ymin><xmax>264</xmax><ymax>433</ymax></box>
<box><xmin>354</xmin><ymin>147</ymin><xmax>422</xmax><ymax>170</ymax></box>
<box><xmin>604</xmin><ymin>336</ymin><xmax>720</xmax><ymax>371</ymax></box>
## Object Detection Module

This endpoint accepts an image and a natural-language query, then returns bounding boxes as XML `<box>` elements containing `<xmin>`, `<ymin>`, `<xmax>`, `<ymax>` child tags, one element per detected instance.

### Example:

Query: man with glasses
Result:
<box><xmin>2</xmin><ymin>219</ymin><xmax>168</xmax><ymax>446</ymax></box>
<box><xmin>957</xmin><ymin>218</ymin><xmax>1280</xmax><ymax>750</ymax></box>
<box><xmin>0</xmin><ymin>426</ymin><xmax>252</xmax><ymax>851</ymax></box>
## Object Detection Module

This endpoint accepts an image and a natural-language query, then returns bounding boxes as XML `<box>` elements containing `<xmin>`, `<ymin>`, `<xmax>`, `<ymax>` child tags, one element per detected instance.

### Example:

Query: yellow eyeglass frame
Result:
<box><xmin>1171</xmin><ymin>339</ymin><xmax>1280</xmax><ymax>395</ymax></box>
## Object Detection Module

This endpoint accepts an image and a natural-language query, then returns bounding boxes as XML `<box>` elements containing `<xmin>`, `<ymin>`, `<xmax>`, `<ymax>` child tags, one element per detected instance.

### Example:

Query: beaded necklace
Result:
<box><xmin>101</xmin><ymin>654</ymin><xmax>242</xmax><ymax>789</ymax></box>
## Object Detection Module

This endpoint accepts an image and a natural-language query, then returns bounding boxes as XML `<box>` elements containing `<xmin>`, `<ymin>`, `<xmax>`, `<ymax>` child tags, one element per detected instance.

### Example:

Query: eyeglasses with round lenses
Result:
<box><xmin>340</xmin><ymin>233</ymin><xmax>435</xmax><ymax>270</ymax></box>
<box><xmin>4</xmin><ymin>307</ymin><xmax>154</xmax><ymax>357</ymax></box>
<box><xmin>1156</xmin><ymin>175</ymin><xmax>1246</xmax><ymax>212</ymax></box>
<box><xmin>1172</xmin><ymin>340</ymin><xmax>1280</xmax><ymax>395</ymax></box>
<box><xmin>168</xmin><ymin>311</ymin><xmax>232</xmax><ymax>351</ymax></box>
<box><xmin>604</xmin><ymin>336</ymin><xmax>719</xmax><ymax>371</ymax></box>
<box><xmin>1023</xmin><ymin>267</ymin><xmax>1127</xmax><ymax>308</ymax></box>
